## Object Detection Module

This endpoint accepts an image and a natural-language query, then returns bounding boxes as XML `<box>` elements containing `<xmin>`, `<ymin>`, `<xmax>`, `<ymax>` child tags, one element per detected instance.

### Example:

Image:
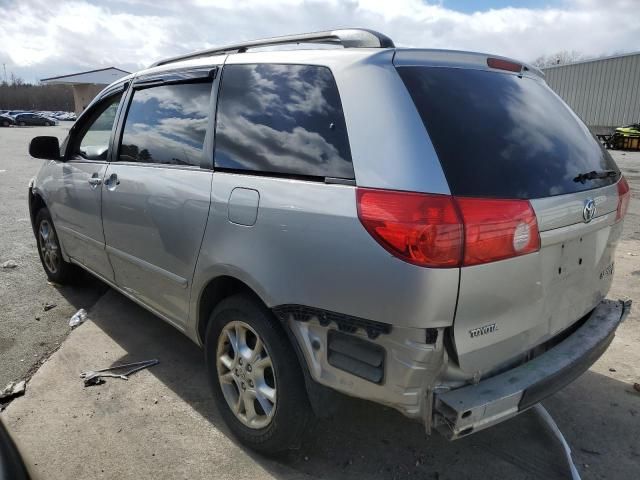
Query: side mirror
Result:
<box><xmin>29</xmin><ymin>136</ymin><xmax>61</xmax><ymax>160</ymax></box>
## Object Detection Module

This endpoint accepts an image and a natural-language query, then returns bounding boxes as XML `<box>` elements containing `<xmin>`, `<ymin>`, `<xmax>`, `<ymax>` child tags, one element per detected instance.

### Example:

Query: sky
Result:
<box><xmin>0</xmin><ymin>0</ymin><xmax>638</xmax><ymax>83</ymax></box>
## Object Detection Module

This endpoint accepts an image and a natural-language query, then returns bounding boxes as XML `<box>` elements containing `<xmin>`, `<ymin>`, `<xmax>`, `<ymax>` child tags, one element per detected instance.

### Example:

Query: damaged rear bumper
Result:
<box><xmin>434</xmin><ymin>299</ymin><xmax>631</xmax><ymax>440</ymax></box>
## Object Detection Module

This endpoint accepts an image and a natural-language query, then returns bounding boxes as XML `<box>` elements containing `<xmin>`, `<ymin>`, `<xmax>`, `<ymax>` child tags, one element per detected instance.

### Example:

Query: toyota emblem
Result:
<box><xmin>583</xmin><ymin>198</ymin><xmax>596</xmax><ymax>223</ymax></box>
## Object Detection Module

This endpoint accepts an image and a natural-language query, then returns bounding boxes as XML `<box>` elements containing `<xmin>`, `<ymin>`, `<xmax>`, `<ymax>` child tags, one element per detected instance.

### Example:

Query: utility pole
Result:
<box><xmin>2</xmin><ymin>64</ymin><xmax>6</xmax><ymax>84</ymax></box>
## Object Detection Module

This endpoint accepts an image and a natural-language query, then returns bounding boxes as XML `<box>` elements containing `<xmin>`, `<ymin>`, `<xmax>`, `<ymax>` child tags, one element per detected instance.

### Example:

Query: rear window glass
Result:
<box><xmin>119</xmin><ymin>82</ymin><xmax>211</xmax><ymax>166</ymax></box>
<box><xmin>214</xmin><ymin>64</ymin><xmax>354</xmax><ymax>179</ymax></box>
<box><xmin>397</xmin><ymin>67</ymin><xmax>619</xmax><ymax>199</ymax></box>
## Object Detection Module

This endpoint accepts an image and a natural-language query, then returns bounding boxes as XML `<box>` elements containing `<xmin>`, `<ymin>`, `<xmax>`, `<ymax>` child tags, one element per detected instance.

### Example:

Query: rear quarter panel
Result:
<box><xmin>188</xmin><ymin>172</ymin><xmax>460</xmax><ymax>342</ymax></box>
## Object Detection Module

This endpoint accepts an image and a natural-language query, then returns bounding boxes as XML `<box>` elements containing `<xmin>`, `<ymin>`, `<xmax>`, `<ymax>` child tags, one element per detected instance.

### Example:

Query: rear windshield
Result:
<box><xmin>397</xmin><ymin>66</ymin><xmax>619</xmax><ymax>199</ymax></box>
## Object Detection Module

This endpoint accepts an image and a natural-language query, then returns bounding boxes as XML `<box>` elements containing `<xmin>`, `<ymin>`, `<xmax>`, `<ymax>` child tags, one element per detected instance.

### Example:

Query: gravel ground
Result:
<box><xmin>0</xmin><ymin>125</ymin><xmax>107</xmax><ymax>388</ymax></box>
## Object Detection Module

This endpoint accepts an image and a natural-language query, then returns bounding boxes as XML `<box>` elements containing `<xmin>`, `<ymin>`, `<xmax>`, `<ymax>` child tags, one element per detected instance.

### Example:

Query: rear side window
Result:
<box><xmin>119</xmin><ymin>82</ymin><xmax>212</xmax><ymax>166</ymax></box>
<box><xmin>214</xmin><ymin>64</ymin><xmax>354</xmax><ymax>179</ymax></box>
<box><xmin>397</xmin><ymin>67</ymin><xmax>619</xmax><ymax>199</ymax></box>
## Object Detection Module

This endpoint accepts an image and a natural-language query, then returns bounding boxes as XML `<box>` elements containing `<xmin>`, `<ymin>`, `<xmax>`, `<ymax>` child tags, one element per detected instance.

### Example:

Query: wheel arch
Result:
<box><xmin>195</xmin><ymin>273</ymin><xmax>340</xmax><ymax>418</ymax></box>
<box><xmin>196</xmin><ymin>275</ymin><xmax>269</xmax><ymax>346</ymax></box>
<box><xmin>28</xmin><ymin>187</ymin><xmax>48</xmax><ymax>235</ymax></box>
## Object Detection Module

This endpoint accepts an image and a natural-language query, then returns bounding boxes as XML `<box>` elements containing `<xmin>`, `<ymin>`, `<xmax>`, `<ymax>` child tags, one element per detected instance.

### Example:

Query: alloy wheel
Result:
<box><xmin>216</xmin><ymin>321</ymin><xmax>277</xmax><ymax>429</ymax></box>
<box><xmin>38</xmin><ymin>219</ymin><xmax>60</xmax><ymax>274</ymax></box>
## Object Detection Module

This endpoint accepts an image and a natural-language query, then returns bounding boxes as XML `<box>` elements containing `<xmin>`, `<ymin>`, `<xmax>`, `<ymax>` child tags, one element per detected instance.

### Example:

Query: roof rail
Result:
<box><xmin>150</xmin><ymin>29</ymin><xmax>395</xmax><ymax>67</ymax></box>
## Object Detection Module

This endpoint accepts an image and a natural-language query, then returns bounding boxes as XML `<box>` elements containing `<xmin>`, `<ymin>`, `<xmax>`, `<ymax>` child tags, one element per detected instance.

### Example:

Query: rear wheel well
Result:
<box><xmin>197</xmin><ymin>275</ymin><xmax>339</xmax><ymax>418</ymax></box>
<box><xmin>197</xmin><ymin>276</ymin><xmax>258</xmax><ymax>344</ymax></box>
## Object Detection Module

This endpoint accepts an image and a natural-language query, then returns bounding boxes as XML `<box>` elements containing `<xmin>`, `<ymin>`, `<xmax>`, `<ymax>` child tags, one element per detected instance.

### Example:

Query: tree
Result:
<box><xmin>9</xmin><ymin>73</ymin><xmax>24</xmax><ymax>86</ymax></box>
<box><xmin>0</xmin><ymin>80</ymin><xmax>74</xmax><ymax>111</ymax></box>
<box><xmin>532</xmin><ymin>50</ymin><xmax>585</xmax><ymax>68</ymax></box>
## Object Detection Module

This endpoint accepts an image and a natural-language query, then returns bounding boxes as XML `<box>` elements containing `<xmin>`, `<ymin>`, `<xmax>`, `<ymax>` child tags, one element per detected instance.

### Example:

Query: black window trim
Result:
<box><xmin>112</xmin><ymin>67</ymin><xmax>219</xmax><ymax>170</ymax></box>
<box><xmin>211</xmin><ymin>62</ymin><xmax>356</xmax><ymax>184</ymax></box>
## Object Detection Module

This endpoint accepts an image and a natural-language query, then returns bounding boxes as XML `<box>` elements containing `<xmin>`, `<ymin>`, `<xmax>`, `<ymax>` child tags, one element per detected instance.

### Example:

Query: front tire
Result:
<box><xmin>205</xmin><ymin>294</ymin><xmax>311</xmax><ymax>454</ymax></box>
<box><xmin>34</xmin><ymin>208</ymin><xmax>75</xmax><ymax>284</ymax></box>
<box><xmin>44</xmin><ymin>121</ymin><xmax>51</xmax><ymax>126</ymax></box>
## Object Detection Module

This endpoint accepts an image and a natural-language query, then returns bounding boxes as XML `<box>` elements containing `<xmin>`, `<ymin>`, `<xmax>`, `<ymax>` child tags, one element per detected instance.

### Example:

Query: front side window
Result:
<box><xmin>119</xmin><ymin>82</ymin><xmax>212</xmax><ymax>166</ymax></box>
<box><xmin>214</xmin><ymin>64</ymin><xmax>354</xmax><ymax>179</ymax></box>
<box><xmin>75</xmin><ymin>94</ymin><xmax>122</xmax><ymax>160</ymax></box>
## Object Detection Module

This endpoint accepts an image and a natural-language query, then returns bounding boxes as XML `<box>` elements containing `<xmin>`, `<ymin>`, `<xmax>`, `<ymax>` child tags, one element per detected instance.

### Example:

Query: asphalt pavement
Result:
<box><xmin>0</xmin><ymin>125</ymin><xmax>107</xmax><ymax>388</ymax></box>
<box><xmin>1</xmin><ymin>125</ymin><xmax>639</xmax><ymax>479</ymax></box>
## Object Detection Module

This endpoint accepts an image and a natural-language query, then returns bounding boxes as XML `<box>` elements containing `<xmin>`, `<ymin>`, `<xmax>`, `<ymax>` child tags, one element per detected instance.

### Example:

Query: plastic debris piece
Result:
<box><xmin>80</xmin><ymin>359</ymin><xmax>159</xmax><ymax>387</ymax></box>
<box><xmin>0</xmin><ymin>380</ymin><xmax>26</xmax><ymax>401</ymax></box>
<box><xmin>69</xmin><ymin>308</ymin><xmax>88</xmax><ymax>328</ymax></box>
<box><xmin>1</xmin><ymin>260</ymin><xmax>18</xmax><ymax>269</ymax></box>
<box><xmin>42</xmin><ymin>303</ymin><xmax>56</xmax><ymax>312</ymax></box>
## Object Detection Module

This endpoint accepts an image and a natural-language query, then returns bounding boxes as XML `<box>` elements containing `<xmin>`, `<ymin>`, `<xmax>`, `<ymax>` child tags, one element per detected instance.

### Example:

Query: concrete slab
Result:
<box><xmin>1</xmin><ymin>288</ymin><xmax>598</xmax><ymax>480</ymax></box>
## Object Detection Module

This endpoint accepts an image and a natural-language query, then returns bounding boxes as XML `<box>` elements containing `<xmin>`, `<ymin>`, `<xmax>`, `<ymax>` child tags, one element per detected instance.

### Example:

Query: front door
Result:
<box><xmin>101</xmin><ymin>77</ymin><xmax>215</xmax><ymax>327</ymax></box>
<box><xmin>52</xmin><ymin>92</ymin><xmax>123</xmax><ymax>281</ymax></box>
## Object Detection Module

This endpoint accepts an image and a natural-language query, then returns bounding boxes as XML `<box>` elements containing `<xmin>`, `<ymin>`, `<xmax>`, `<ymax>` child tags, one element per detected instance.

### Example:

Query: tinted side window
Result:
<box><xmin>214</xmin><ymin>64</ymin><xmax>354</xmax><ymax>179</ymax></box>
<box><xmin>119</xmin><ymin>82</ymin><xmax>212</xmax><ymax>166</ymax></box>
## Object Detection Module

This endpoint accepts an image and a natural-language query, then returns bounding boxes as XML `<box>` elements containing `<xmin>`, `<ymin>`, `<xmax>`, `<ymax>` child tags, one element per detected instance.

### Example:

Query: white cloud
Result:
<box><xmin>0</xmin><ymin>0</ymin><xmax>638</xmax><ymax>83</ymax></box>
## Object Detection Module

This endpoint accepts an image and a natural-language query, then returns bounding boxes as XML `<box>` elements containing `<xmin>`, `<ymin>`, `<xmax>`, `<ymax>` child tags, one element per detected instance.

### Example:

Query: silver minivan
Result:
<box><xmin>28</xmin><ymin>29</ymin><xmax>631</xmax><ymax>453</ymax></box>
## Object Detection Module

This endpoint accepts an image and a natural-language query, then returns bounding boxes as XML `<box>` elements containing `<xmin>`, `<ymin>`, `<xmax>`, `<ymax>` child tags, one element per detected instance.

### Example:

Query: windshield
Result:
<box><xmin>397</xmin><ymin>66</ymin><xmax>619</xmax><ymax>199</ymax></box>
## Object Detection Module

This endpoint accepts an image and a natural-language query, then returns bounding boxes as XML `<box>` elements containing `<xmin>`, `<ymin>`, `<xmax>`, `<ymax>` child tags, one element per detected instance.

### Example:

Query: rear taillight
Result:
<box><xmin>455</xmin><ymin>197</ymin><xmax>540</xmax><ymax>266</ymax></box>
<box><xmin>616</xmin><ymin>176</ymin><xmax>630</xmax><ymax>221</ymax></box>
<box><xmin>356</xmin><ymin>188</ymin><xmax>541</xmax><ymax>268</ymax></box>
<box><xmin>356</xmin><ymin>189</ymin><xmax>463</xmax><ymax>268</ymax></box>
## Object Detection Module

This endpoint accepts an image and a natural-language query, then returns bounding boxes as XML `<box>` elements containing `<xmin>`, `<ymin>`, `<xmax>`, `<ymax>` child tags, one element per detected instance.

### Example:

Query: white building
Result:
<box><xmin>41</xmin><ymin>67</ymin><xmax>130</xmax><ymax>114</ymax></box>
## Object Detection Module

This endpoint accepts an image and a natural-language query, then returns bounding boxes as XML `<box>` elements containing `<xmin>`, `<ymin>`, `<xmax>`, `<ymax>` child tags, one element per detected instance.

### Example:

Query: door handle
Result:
<box><xmin>105</xmin><ymin>173</ymin><xmax>120</xmax><ymax>191</ymax></box>
<box><xmin>88</xmin><ymin>175</ymin><xmax>102</xmax><ymax>188</ymax></box>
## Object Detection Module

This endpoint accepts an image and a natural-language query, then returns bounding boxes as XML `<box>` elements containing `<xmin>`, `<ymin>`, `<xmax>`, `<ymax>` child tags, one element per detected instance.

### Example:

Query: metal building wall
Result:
<box><xmin>543</xmin><ymin>53</ymin><xmax>640</xmax><ymax>132</ymax></box>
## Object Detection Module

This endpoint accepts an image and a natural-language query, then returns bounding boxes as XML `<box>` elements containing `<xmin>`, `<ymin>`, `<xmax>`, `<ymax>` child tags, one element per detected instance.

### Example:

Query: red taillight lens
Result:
<box><xmin>356</xmin><ymin>188</ymin><xmax>463</xmax><ymax>267</ymax></box>
<box><xmin>356</xmin><ymin>188</ymin><xmax>541</xmax><ymax>268</ymax></box>
<box><xmin>487</xmin><ymin>57</ymin><xmax>522</xmax><ymax>72</ymax></box>
<box><xmin>455</xmin><ymin>197</ymin><xmax>540</xmax><ymax>266</ymax></box>
<box><xmin>616</xmin><ymin>176</ymin><xmax>630</xmax><ymax>221</ymax></box>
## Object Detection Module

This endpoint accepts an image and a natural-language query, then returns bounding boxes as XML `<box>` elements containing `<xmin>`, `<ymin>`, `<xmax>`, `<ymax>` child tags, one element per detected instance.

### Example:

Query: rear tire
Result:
<box><xmin>18</xmin><ymin>121</ymin><xmax>25</xmax><ymax>126</ymax></box>
<box><xmin>34</xmin><ymin>208</ymin><xmax>76</xmax><ymax>284</ymax></box>
<box><xmin>205</xmin><ymin>294</ymin><xmax>311</xmax><ymax>454</ymax></box>
<box><xmin>2</xmin><ymin>121</ymin><xmax>8</xmax><ymax>127</ymax></box>
<box><xmin>44</xmin><ymin>121</ymin><xmax>51</xmax><ymax>126</ymax></box>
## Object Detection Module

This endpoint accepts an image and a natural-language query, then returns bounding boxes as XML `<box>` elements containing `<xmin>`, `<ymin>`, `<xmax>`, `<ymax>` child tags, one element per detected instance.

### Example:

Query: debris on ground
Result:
<box><xmin>580</xmin><ymin>448</ymin><xmax>602</xmax><ymax>456</ymax></box>
<box><xmin>42</xmin><ymin>302</ymin><xmax>56</xmax><ymax>312</ymax></box>
<box><xmin>68</xmin><ymin>308</ymin><xmax>88</xmax><ymax>328</ymax></box>
<box><xmin>609</xmin><ymin>368</ymin><xmax>617</xmax><ymax>372</ymax></box>
<box><xmin>634</xmin><ymin>383</ymin><xmax>640</xmax><ymax>393</ymax></box>
<box><xmin>80</xmin><ymin>359</ymin><xmax>159</xmax><ymax>387</ymax></box>
<box><xmin>1</xmin><ymin>260</ymin><xmax>18</xmax><ymax>269</ymax></box>
<box><xmin>0</xmin><ymin>380</ymin><xmax>26</xmax><ymax>402</ymax></box>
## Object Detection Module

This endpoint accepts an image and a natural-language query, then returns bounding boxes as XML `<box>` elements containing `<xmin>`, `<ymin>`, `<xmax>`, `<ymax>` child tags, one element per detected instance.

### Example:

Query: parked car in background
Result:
<box><xmin>26</xmin><ymin>29</ymin><xmax>631</xmax><ymax>454</ymax></box>
<box><xmin>14</xmin><ymin>113</ymin><xmax>58</xmax><ymax>126</ymax></box>
<box><xmin>0</xmin><ymin>114</ymin><xmax>15</xmax><ymax>127</ymax></box>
